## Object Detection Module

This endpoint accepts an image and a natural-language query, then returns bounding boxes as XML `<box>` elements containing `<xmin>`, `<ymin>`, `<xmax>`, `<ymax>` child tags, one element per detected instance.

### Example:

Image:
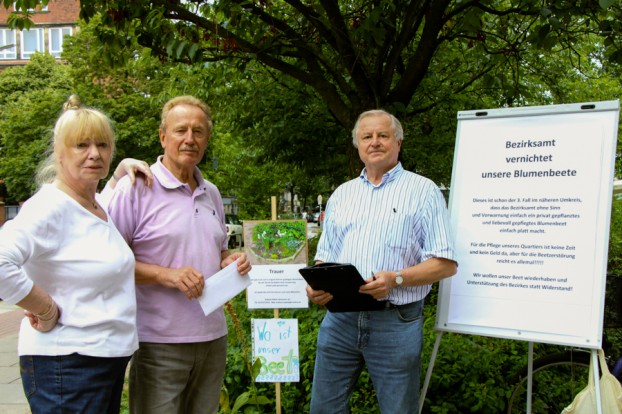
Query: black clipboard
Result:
<box><xmin>299</xmin><ymin>263</ymin><xmax>387</xmax><ymax>312</ymax></box>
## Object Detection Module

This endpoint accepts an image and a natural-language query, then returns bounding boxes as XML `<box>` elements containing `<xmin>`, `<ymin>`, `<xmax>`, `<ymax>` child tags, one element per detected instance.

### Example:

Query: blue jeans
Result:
<box><xmin>20</xmin><ymin>353</ymin><xmax>131</xmax><ymax>414</ymax></box>
<box><xmin>310</xmin><ymin>300</ymin><xmax>424</xmax><ymax>414</ymax></box>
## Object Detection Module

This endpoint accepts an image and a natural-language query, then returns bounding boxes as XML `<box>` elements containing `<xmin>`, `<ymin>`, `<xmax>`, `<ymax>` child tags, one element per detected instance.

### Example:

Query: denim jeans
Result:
<box><xmin>20</xmin><ymin>353</ymin><xmax>131</xmax><ymax>414</ymax></box>
<box><xmin>310</xmin><ymin>300</ymin><xmax>424</xmax><ymax>414</ymax></box>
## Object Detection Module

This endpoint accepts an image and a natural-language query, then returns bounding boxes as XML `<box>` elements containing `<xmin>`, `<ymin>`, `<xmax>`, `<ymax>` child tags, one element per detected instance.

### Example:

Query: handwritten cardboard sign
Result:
<box><xmin>251</xmin><ymin>318</ymin><xmax>300</xmax><ymax>382</ymax></box>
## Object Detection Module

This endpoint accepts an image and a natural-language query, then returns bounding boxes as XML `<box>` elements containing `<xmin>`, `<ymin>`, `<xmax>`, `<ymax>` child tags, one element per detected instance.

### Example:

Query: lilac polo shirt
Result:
<box><xmin>107</xmin><ymin>156</ymin><xmax>228</xmax><ymax>343</ymax></box>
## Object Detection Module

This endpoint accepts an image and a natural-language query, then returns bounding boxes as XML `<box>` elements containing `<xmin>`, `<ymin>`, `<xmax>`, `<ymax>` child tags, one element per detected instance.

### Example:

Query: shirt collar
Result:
<box><xmin>153</xmin><ymin>155</ymin><xmax>205</xmax><ymax>191</ymax></box>
<box><xmin>359</xmin><ymin>162</ymin><xmax>403</xmax><ymax>187</ymax></box>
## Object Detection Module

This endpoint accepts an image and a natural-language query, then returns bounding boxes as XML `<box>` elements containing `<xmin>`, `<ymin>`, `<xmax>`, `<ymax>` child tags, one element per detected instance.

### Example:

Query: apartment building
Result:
<box><xmin>0</xmin><ymin>0</ymin><xmax>80</xmax><ymax>67</ymax></box>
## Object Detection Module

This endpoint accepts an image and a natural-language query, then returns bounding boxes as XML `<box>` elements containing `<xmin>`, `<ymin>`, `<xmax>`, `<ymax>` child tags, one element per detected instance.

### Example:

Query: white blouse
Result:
<box><xmin>0</xmin><ymin>184</ymin><xmax>138</xmax><ymax>357</ymax></box>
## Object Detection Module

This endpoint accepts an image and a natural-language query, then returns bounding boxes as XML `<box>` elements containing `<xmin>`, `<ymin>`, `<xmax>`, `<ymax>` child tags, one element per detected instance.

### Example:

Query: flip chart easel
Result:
<box><xmin>421</xmin><ymin>100</ymin><xmax>620</xmax><ymax>413</ymax></box>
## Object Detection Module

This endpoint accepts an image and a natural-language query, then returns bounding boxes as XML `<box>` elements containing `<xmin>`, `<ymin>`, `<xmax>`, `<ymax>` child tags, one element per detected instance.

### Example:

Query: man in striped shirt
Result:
<box><xmin>306</xmin><ymin>109</ymin><xmax>457</xmax><ymax>414</ymax></box>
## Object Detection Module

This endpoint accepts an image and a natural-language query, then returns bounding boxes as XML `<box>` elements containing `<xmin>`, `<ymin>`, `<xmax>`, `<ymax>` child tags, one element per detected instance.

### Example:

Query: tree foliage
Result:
<box><xmin>8</xmin><ymin>0</ymin><xmax>620</xmax><ymax>187</ymax></box>
<box><xmin>0</xmin><ymin>54</ymin><xmax>70</xmax><ymax>202</ymax></box>
<box><xmin>2</xmin><ymin>2</ymin><xmax>621</xmax><ymax>207</ymax></box>
<box><xmin>8</xmin><ymin>0</ymin><xmax>622</xmax><ymax>130</ymax></box>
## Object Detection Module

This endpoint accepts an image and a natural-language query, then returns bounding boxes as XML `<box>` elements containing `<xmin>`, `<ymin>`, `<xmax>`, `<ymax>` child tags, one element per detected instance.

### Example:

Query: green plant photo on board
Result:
<box><xmin>250</xmin><ymin>221</ymin><xmax>306</xmax><ymax>262</ymax></box>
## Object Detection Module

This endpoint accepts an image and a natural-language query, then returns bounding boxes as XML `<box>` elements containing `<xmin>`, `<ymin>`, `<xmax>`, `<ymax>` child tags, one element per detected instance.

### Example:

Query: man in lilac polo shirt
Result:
<box><xmin>108</xmin><ymin>96</ymin><xmax>251</xmax><ymax>414</ymax></box>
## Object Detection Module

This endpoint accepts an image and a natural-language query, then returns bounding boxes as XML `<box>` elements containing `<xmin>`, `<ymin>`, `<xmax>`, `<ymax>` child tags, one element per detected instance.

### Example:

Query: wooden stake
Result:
<box><xmin>270</xmin><ymin>196</ymin><xmax>282</xmax><ymax>414</ymax></box>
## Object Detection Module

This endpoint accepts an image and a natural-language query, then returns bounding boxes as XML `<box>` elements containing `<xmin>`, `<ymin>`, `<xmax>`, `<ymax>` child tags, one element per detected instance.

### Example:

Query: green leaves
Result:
<box><xmin>251</xmin><ymin>221</ymin><xmax>306</xmax><ymax>261</ymax></box>
<box><xmin>4</xmin><ymin>0</ymin><xmax>622</xmax><ymax>137</ymax></box>
<box><xmin>0</xmin><ymin>54</ymin><xmax>71</xmax><ymax>202</ymax></box>
<box><xmin>4</xmin><ymin>0</ymin><xmax>50</xmax><ymax>29</ymax></box>
<box><xmin>600</xmin><ymin>0</ymin><xmax>618</xmax><ymax>9</ymax></box>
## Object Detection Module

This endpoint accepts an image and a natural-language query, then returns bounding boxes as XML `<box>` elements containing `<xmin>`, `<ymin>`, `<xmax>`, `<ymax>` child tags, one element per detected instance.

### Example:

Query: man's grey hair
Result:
<box><xmin>351</xmin><ymin>109</ymin><xmax>404</xmax><ymax>147</ymax></box>
<box><xmin>160</xmin><ymin>95</ymin><xmax>212</xmax><ymax>132</ymax></box>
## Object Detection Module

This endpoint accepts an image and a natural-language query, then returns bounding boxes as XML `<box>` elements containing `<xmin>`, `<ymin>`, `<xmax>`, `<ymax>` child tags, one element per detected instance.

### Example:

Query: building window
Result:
<box><xmin>20</xmin><ymin>28</ymin><xmax>44</xmax><ymax>59</ymax></box>
<box><xmin>49</xmin><ymin>27</ymin><xmax>72</xmax><ymax>58</ymax></box>
<box><xmin>0</xmin><ymin>29</ymin><xmax>17</xmax><ymax>60</ymax></box>
<box><xmin>12</xmin><ymin>2</ymin><xmax>47</xmax><ymax>12</ymax></box>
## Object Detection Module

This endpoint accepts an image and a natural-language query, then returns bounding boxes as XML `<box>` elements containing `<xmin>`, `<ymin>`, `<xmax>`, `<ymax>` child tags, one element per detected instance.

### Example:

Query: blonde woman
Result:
<box><xmin>0</xmin><ymin>95</ymin><xmax>151</xmax><ymax>413</ymax></box>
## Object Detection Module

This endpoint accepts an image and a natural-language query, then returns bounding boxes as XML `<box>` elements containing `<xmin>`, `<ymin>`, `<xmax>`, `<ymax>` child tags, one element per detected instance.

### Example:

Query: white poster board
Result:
<box><xmin>436</xmin><ymin>101</ymin><xmax>620</xmax><ymax>349</ymax></box>
<box><xmin>252</xmin><ymin>318</ymin><xmax>300</xmax><ymax>382</ymax></box>
<box><xmin>247</xmin><ymin>264</ymin><xmax>308</xmax><ymax>309</ymax></box>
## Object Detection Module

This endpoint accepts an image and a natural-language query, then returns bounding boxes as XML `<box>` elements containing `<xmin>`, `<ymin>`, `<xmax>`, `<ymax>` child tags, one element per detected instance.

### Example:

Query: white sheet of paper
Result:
<box><xmin>198</xmin><ymin>259</ymin><xmax>252</xmax><ymax>316</ymax></box>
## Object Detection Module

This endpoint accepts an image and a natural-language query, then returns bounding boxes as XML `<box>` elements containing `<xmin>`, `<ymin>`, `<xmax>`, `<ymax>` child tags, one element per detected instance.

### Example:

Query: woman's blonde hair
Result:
<box><xmin>36</xmin><ymin>95</ymin><xmax>116</xmax><ymax>186</ymax></box>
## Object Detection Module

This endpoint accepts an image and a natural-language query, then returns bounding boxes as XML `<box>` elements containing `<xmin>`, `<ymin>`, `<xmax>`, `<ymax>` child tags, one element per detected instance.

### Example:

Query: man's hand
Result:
<box><xmin>306</xmin><ymin>285</ymin><xmax>333</xmax><ymax>306</ymax></box>
<box><xmin>160</xmin><ymin>266</ymin><xmax>205</xmax><ymax>300</ymax></box>
<box><xmin>359</xmin><ymin>271</ymin><xmax>394</xmax><ymax>299</ymax></box>
<box><xmin>221</xmin><ymin>252</ymin><xmax>252</xmax><ymax>275</ymax></box>
<box><xmin>115</xmin><ymin>158</ymin><xmax>153</xmax><ymax>187</ymax></box>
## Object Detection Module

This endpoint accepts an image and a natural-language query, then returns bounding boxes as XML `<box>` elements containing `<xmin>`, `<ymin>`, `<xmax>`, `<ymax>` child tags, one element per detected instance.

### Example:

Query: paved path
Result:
<box><xmin>0</xmin><ymin>302</ymin><xmax>30</xmax><ymax>414</ymax></box>
<box><xmin>307</xmin><ymin>222</ymin><xmax>321</xmax><ymax>238</ymax></box>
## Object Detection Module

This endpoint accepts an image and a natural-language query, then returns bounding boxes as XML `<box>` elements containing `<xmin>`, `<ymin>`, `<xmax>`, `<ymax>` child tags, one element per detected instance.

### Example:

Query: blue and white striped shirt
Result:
<box><xmin>315</xmin><ymin>162</ymin><xmax>456</xmax><ymax>305</ymax></box>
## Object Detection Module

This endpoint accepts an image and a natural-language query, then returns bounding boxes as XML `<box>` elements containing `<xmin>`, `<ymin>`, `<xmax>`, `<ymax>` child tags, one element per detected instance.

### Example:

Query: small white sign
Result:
<box><xmin>247</xmin><ymin>264</ymin><xmax>308</xmax><ymax>309</ymax></box>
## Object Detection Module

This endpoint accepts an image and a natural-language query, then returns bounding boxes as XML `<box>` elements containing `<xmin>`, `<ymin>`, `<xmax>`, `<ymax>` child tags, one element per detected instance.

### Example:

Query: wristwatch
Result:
<box><xmin>395</xmin><ymin>270</ymin><xmax>404</xmax><ymax>287</ymax></box>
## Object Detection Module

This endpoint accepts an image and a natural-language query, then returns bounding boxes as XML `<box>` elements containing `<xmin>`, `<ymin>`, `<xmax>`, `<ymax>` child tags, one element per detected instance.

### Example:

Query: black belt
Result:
<box><xmin>382</xmin><ymin>299</ymin><xmax>421</xmax><ymax>311</ymax></box>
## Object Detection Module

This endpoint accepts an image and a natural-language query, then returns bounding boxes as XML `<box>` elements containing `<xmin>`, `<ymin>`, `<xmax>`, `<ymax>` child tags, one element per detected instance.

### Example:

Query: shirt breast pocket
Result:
<box><xmin>385</xmin><ymin>212</ymin><xmax>416</xmax><ymax>250</ymax></box>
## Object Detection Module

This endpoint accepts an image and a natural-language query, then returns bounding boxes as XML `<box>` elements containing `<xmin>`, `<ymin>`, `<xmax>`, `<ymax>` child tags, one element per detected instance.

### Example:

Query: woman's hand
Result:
<box><xmin>17</xmin><ymin>287</ymin><xmax>61</xmax><ymax>333</ymax></box>
<box><xmin>24</xmin><ymin>300</ymin><xmax>60</xmax><ymax>333</ymax></box>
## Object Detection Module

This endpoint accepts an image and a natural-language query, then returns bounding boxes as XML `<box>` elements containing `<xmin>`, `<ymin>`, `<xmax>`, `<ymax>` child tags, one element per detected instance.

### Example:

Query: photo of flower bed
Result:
<box><xmin>249</xmin><ymin>221</ymin><xmax>307</xmax><ymax>264</ymax></box>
